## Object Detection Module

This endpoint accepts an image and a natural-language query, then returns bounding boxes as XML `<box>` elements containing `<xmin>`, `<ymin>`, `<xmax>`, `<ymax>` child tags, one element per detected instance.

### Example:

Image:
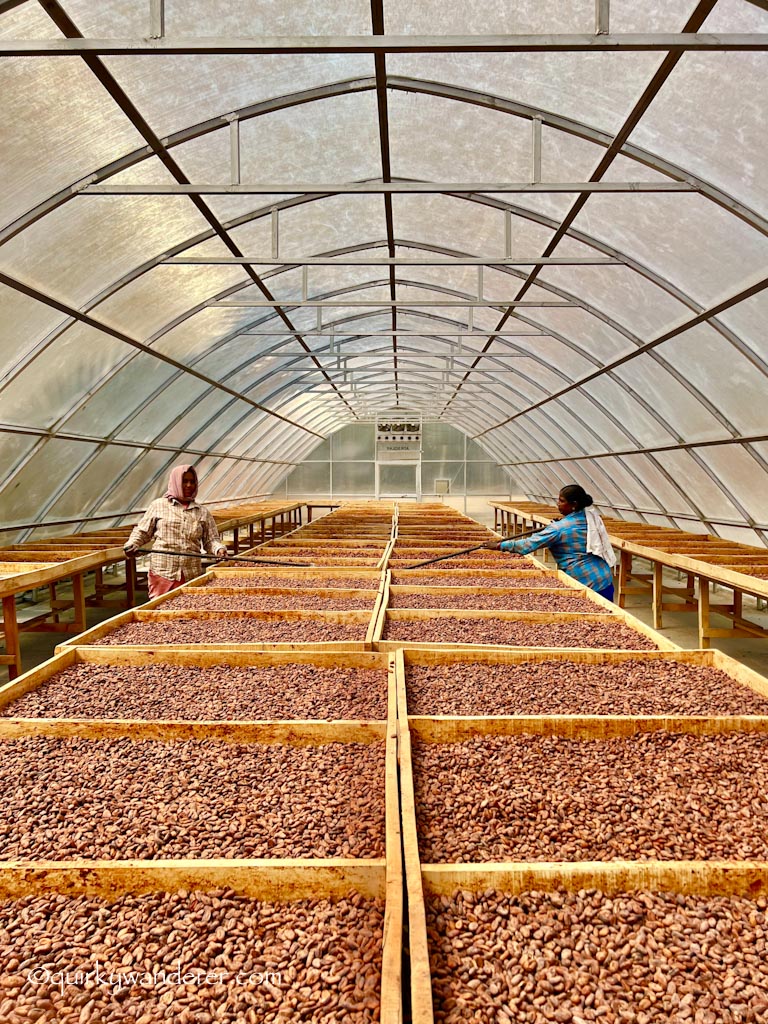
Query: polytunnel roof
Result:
<box><xmin>1</xmin><ymin>0</ymin><xmax>768</xmax><ymax>543</ymax></box>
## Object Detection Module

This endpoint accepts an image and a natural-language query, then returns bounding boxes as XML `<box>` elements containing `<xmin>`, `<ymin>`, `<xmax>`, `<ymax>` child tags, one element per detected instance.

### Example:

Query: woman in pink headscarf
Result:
<box><xmin>124</xmin><ymin>465</ymin><xmax>228</xmax><ymax>599</ymax></box>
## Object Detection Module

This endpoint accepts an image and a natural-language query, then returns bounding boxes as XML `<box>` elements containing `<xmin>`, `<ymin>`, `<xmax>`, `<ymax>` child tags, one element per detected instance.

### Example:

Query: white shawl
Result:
<box><xmin>585</xmin><ymin>506</ymin><xmax>616</xmax><ymax>568</ymax></box>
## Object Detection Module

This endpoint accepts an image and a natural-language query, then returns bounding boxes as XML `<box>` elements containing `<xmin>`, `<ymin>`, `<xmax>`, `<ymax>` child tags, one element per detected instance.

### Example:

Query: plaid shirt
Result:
<box><xmin>500</xmin><ymin>510</ymin><xmax>614</xmax><ymax>591</ymax></box>
<box><xmin>127</xmin><ymin>497</ymin><xmax>224</xmax><ymax>582</ymax></box>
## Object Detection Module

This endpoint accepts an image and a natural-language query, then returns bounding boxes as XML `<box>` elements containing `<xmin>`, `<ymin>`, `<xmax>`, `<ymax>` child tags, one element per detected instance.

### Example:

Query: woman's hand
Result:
<box><xmin>123</xmin><ymin>543</ymin><xmax>138</xmax><ymax>557</ymax></box>
<box><xmin>484</xmin><ymin>539</ymin><xmax>503</xmax><ymax>550</ymax></box>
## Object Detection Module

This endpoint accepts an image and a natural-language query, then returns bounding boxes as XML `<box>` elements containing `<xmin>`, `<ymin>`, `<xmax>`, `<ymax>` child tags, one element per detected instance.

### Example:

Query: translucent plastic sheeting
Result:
<box><xmin>0</xmin><ymin>197</ymin><xmax>212</xmax><ymax>310</ymax></box>
<box><xmin>689</xmin><ymin>445</ymin><xmax>768</xmax><ymax>525</ymax></box>
<box><xmin>629</xmin><ymin>48</ymin><xmax>768</xmax><ymax>212</ymax></box>
<box><xmin>112</xmin><ymin>375</ymin><xmax>210</xmax><ymax>445</ymax></box>
<box><xmin>331</xmin><ymin>463</ymin><xmax>376</xmax><ymax>493</ymax></box>
<box><xmin>570</xmin><ymin>194</ymin><xmax>768</xmax><ymax>312</ymax></box>
<box><xmin>331</xmin><ymin>426</ymin><xmax>374</xmax><ymax>461</ymax></box>
<box><xmin>171</xmin><ymin>88</ymin><xmax>382</xmax><ymax>190</ymax></box>
<box><xmin>0</xmin><ymin>287</ymin><xmax>74</xmax><ymax>380</ymax></box>
<box><xmin>388</xmin><ymin>90</ymin><xmax>538</xmax><ymax>183</ymax></box>
<box><xmin>103</xmin><ymin>449</ymin><xmax>196</xmax><ymax>514</ymax></box>
<box><xmin>581</xmin><ymin>372</ymin><xmax>688</xmax><ymax>446</ymax></box>
<box><xmin>652</xmin><ymin>326</ymin><xmax>768</xmax><ymax>436</ymax></box>
<box><xmin>387</xmin><ymin>53</ymin><xmax>667</xmax><ymax>138</ymax></box>
<box><xmin>392</xmin><ymin>194</ymin><xmax>556</xmax><ymax>259</ymax></box>
<box><xmin>226</xmin><ymin>196</ymin><xmax>387</xmax><ymax>262</ymax></box>
<box><xmin>0</xmin><ymin>326</ymin><xmax>127</xmax><ymax>430</ymax></box>
<box><xmin>422</xmin><ymin>463</ymin><xmax>465</xmax><ymax>493</ymax></box>
<box><xmin>44</xmin><ymin>446</ymin><xmax>140</xmax><ymax>521</ymax></box>
<box><xmin>0</xmin><ymin>432</ymin><xmax>40</xmax><ymax>487</ymax></box>
<box><xmin>152</xmin><ymin>390</ymin><xmax>237</xmax><ymax>450</ymax></box>
<box><xmin>93</xmin><ymin>265</ymin><xmax>250</xmax><ymax>342</ymax></box>
<box><xmin>610</xmin><ymin>355</ymin><xmax>733</xmax><ymax>442</ymax></box>
<box><xmin>63</xmin><ymin>354</ymin><xmax>177</xmax><ymax>437</ymax></box>
<box><xmin>654</xmin><ymin>449</ymin><xmax>748</xmax><ymax>521</ymax></box>
<box><xmin>285</xmin><ymin>461</ymin><xmax>331</xmax><ymax>494</ymax></box>
<box><xmin>0</xmin><ymin>438</ymin><xmax>100</xmax><ymax>524</ymax></box>
<box><xmin>0</xmin><ymin>54</ymin><xmax>145</xmax><ymax>227</ymax></box>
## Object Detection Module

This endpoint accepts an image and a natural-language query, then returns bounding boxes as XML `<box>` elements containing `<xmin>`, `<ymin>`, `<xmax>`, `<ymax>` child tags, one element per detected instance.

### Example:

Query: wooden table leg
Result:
<box><xmin>652</xmin><ymin>561</ymin><xmax>664</xmax><ymax>629</ymax></box>
<box><xmin>2</xmin><ymin>594</ymin><xmax>22</xmax><ymax>680</ymax></box>
<box><xmin>698</xmin><ymin>576</ymin><xmax>711</xmax><ymax>649</ymax></box>
<box><xmin>72</xmin><ymin>573</ymin><xmax>86</xmax><ymax>635</ymax></box>
<box><xmin>125</xmin><ymin>557</ymin><xmax>136</xmax><ymax>607</ymax></box>
<box><xmin>233</xmin><ymin>527</ymin><xmax>240</xmax><ymax>554</ymax></box>
<box><xmin>617</xmin><ymin>550</ymin><xmax>632</xmax><ymax>609</ymax></box>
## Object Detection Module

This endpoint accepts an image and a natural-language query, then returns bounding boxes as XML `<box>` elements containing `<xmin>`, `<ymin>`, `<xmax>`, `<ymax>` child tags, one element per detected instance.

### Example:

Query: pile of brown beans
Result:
<box><xmin>97</xmin><ymin>619</ymin><xmax>367</xmax><ymax>645</ymax></box>
<box><xmin>204</xmin><ymin>574</ymin><xmax>377</xmax><ymax>589</ymax></box>
<box><xmin>427</xmin><ymin>887</ymin><xmax>768</xmax><ymax>1024</ymax></box>
<box><xmin>1</xmin><ymin>888</ymin><xmax>383</xmax><ymax>1022</ymax></box>
<box><xmin>1</xmin><ymin>663</ymin><xmax>388</xmax><ymax>720</ymax></box>
<box><xmin>414</xmin><ymin>732</ymin><xmax>768</xmax><ymax>863</ymax></box>
<box><xmin>389</xmin><ymin>592</ymin><xmax>590</xmax><ymax>612</ymax></box>
<box><xmin>383</xmin><ymin>618</ymin><xmax>656</xmax><ymax>649</ymax></box>
<box><xmin>164</xmin><ymin>593</ymin><xmax>375</xmax><ymax>611</ymax></box>
<box><xmin>229</xmin><ymin>557</ymin><xmax>379</xmax><ymax>567</ymax></box>
<box><xmin>406</xmin><ymin>659</ymin><xmax>768</xmax><ymax>716</ymax></box>
<box><xmin>391</xmin><ymin>574</ymin><xmax>566</xmax><ymax>588</ymax></box>
<box><xmin>0</xmin><ymin>737</ymin><xmax>385</xmax><ymax>860</ymax></box>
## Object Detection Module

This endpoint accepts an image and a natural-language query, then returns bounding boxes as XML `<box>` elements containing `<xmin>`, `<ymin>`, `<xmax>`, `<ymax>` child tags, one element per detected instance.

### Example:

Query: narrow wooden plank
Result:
<box><xmin>407</xmin><ymin>714</ymin><xmax>768</xmax><ymax>743</ymax></box>
<box><xmin>0</xmin><ymin>859</ymin><xmax>386</xmax><ymax>901</ymax></box>
<box><xmin>0</xmin><ymin>719</ymin><xmax>387</xmax><ymax>743</ymax></box>
<box><xmin>381</xmin><ymin>731</ymin><xmax>403</xmax><ymax>1024</ymax></box>
<box><xmin>399</xmin><ymin>727</ymin><xmax>435</xmax><ymax>1024</ymax></box>
<box><xmin>422</xmin><ymin>861</ymin><xmax>768</xmax><ymax>898</ymax></box>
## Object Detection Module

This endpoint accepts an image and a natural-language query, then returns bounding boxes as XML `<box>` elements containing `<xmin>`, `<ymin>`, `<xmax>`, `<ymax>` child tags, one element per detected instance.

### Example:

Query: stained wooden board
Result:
<box><xmin>421</xmin><ymin>861</ymin><xmax>768</xmax><ymax>898</ymax></box>
<box><xmin>0</xmin><ymin>859</ymin><xmax>386</xmax><ymax>900</ymax></box>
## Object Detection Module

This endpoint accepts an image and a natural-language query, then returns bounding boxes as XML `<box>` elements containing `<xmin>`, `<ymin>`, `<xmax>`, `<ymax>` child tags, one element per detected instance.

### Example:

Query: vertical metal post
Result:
<box><xmin>595</xmin><ymin>0</ymin><xmax>610</xmax><ymax>35</ymax></box>
<box><xmin>505</xmin><ymin>209</ymin><xmax>512</xmax><ymax>258</ymax></box>
<box><xmin>149</xmin><ymin>0</ymin><xmax>165</xmax><ymax>38</ymax></box>
<box><xmin>301</xmin><ymin>265</ymin><xmax>308</xmax><ymax>301</ymax></box>
<box><xmin>270</xmin><ymin>207</ymin><xmax>279</xmax><ymax>259</ymax></box>
<box><xmin>477</xmin><ymin>266</ymin><xmax>484</xmax><ymax>301</ymax></box>
<box><xmin>229</xmin><ymin>118</ymin><xmax>241</xmax><ymax>185</ymax></box>
<box><xmin>463</xmin><ymin>430</ymin><xmax>468</xmax><ymax>515</ymax></box>
<box><xmin>531</xmin><ymin>116</ymin><xmax>542</xmax><ymax>184</ymax></box>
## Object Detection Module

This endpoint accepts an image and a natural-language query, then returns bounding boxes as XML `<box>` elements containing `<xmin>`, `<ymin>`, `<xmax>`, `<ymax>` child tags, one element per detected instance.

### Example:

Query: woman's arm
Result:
<box><xmin>201</xmin><ymin>509</ymin><xmax>227</xmax><ymax>557</ymax></box>
<box><xmin>500</xmin><ymin>520</ymin><xmax>564</xmax><ymax>555</ymax></box>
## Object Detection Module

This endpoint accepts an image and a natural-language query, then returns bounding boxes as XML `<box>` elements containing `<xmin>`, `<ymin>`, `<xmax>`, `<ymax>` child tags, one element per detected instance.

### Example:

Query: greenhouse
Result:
<box><xmin>1</xmin><ymin>2</ymin><xmax>768</xmax><ymax>1021</ymax></box>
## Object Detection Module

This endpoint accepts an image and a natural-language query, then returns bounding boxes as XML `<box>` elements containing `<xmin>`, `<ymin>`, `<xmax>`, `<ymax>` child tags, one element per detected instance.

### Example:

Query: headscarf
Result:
<box><xmin>165</xmin><ymin>464</ymin><xmax>198</xmax><ymax>503</ymax></box>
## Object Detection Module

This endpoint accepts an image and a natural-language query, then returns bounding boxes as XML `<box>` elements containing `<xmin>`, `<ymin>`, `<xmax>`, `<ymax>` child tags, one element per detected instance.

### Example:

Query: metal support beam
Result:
<box><xmin>237</xmin><ymin>330</ymin><xmax>548</xmax><ymax>337</ymax></box>
<box><xmin>149</xmin><ymin>0</ymin><xmax>165</xmax><ymax>39</ymax></box>
<box><xmin>474</xmin><ymin>273</ymin><xmax>768</xmax><ymax>436</ymax></box>
<box><xmin>228</xmin><ymin>116</ymin><xmax>241</xmax><ymax>185</ymax></box>
<box><xmin>595</xmin><ymin>0</ymin><xmax>610</xmax><ymax>35</ymax></box>
<box><xmin>531</xmin><ymin>117</ymin><xmax>542</xmax><ymax>183</ymax></box>
<box><xmin>270</xmin><ymin>207</ymin><xmax>279</xmax><ymax>258</ymax></box>
<box><xmin>213</xmin><ymin>299</ymin><xmax>578</xmax><ymax>308</ymax></box>
<box><xmin>0</xmin><ymin>270</ymin><xmax>324</xmax><ymax>438</ymax></box>
<box><xmin>499</xmin><ymin>432</ymin><xmax>768</xmax><ymax>464</ymax></box>
<box><xmin>0</xmin><ymin>424</ymin><xmax>297</xmax><ymax>464</ymax></box>
<box><xmin>79</xmin><ymin>180</ymin><xmax>698</xmax><ymax>194</ymax></box>
<box><xmin>1</xmin><ymin>34</ymin><xmax>765</xmax><ymax>56</ymax></box>
<box><xmin>165</xmin><ymin>255</ymin><xmax>623</xmax><ymax>265</ymax></box>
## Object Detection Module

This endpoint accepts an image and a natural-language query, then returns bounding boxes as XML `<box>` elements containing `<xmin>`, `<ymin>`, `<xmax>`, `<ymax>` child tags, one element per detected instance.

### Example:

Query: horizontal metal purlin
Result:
<box><xmin>213</xmin><ymin>300</ymin><xmax>577</xmax><ymax>308</ymax></box>
<box><xmin>166</xmin><ymin>256</ymin><xmax>624</xmax><ymax>266</ymax></box>
<box><xmin>525</xmin><ymin>496</ymin><xmax>768</xmax><ymax>534</ymax></box>
<box><xmin>2</xmin><ymin>34</ymin><xmax>766</xmax><ymax>55</ymax></box>
<box><xmin>82</xmin><ymin>181</ymin><xmax>695</xmax><ymax>195</ymax></box>
<box><xmin>500</xmin><ymin>433</ymin><xmax>768</xmax><ymax>464</ymax></box>
<box><xmin>238</xmin><ymin>331</ymin><xmax>549</xmax><ymax>337</ymax></box>
<box><xmin>0</xmin><ymin>423</ymin><xmax>298</xmax><ymax>465</ymax></box>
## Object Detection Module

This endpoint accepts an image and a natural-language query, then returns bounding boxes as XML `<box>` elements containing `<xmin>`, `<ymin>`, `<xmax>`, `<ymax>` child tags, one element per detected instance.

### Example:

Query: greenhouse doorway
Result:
<box><xmin>376</xmin><ymin>461</ymin><xmax>422</xmax><ymax>500</ymax></box>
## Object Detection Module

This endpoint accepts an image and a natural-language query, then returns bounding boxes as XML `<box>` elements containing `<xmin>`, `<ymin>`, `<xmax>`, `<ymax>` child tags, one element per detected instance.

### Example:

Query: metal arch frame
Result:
<box><xmin>3</xmin><ymin>78</ymin><xmax>765</xmax><ymax>424</ymax></box>
<box><xmin>440</xmin><ymin>0</ymin><xmax>721</xmax><ymax>418</ymax></box>
<box><xmin>3</xmin><ymin>221</ymin><xmax>760</xmax><ymax>527</ymax></box>
<box><xmin>32</xmin><ymin>0</ymin><xmax>357</xmax><ymax>422</ymax></box>
<box><xmin>240</xmin><ymin>295</ymin><xmax>684</xmax><ymax>520</ymax></box>
<box><xmin>1</xmin><ymin>58</ymin><xmax>765</xmax><ymax>520</ymax></box>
